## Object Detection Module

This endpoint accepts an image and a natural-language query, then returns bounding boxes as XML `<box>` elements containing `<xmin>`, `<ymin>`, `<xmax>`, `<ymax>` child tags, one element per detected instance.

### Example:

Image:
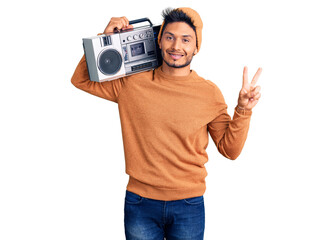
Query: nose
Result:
<box><xmin>171</xmin><ymin>38</ymin><xmax>182</xmax><ymax>50</ymax></box>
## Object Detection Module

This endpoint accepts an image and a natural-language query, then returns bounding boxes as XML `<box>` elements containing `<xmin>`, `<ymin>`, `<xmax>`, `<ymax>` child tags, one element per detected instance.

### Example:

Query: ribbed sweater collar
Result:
<box><xmin>154</xmin><ymin>66</ymin><xmax>200</xmax><ymax>82</ymax></box>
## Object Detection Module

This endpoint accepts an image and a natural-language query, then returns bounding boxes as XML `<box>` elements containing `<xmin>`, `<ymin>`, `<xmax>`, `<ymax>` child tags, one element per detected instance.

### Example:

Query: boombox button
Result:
<box><xmin>127</xmin><ymin>36</ymin><xmax>132</xmax><ymax>41</ymax></box>
<box><xmin>133</xmin><ymin>34</ymin><xmax>139</xmax><ymax>40</ymax></box>
<box><xmin>139</xmin><ymin>33</ymin><xmax>144</xmax><ymax>39</ymax></box>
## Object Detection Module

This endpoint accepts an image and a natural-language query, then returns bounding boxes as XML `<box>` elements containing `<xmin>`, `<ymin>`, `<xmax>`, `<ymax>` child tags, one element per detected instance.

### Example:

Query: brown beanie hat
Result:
<box><xmin>157</xmin><ymin>7</ymin><xmax>203</xmax><ymax>52</ymax></box>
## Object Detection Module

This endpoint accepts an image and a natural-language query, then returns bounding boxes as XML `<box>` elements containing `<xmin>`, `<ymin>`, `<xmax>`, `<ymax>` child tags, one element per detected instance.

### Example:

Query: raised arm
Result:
<box><xmin>208</xmin><ymin>67</ymin><xmax>262</xmax><ymax>160</ymax></box>
<box><xmin>71</xmin><ymin>55</ymin><xmax>125</xmax><ymax>103</ymax></box>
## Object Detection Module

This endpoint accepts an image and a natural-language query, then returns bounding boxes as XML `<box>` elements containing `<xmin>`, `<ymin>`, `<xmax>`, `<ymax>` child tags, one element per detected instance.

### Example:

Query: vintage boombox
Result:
<box><xmin>83</xmin><ymin>18</ymin><xmax>162</xmax><ymax>82</ymax></box>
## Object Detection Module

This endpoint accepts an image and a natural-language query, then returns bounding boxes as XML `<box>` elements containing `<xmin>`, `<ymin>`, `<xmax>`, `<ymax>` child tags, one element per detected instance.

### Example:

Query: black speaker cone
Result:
<box><xmin>98</xmin><ymin>49</ymin><xmax>122</xmax><ymax>75</ymax></box>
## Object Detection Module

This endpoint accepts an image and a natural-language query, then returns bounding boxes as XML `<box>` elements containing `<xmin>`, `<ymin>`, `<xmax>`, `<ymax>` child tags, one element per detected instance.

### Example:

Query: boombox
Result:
<box><xmin>83</xmin><ymin>18</ymin><xmax>162</xmax><ymax>82</ymax></box>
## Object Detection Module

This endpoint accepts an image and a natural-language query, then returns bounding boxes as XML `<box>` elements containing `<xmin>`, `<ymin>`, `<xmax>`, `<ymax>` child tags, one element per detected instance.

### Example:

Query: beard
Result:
<box><xmin>161</xmin><ymin>50</ymin><xmax>195</xmax><ymax>69</ymax></box>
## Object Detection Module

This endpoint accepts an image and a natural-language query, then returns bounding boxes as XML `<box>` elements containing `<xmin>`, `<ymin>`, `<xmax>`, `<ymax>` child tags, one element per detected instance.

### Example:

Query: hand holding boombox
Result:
<box><xmin>103</xmin><ymin>16</ymin><xmax>134</xmax><ymax>34</ymax></box>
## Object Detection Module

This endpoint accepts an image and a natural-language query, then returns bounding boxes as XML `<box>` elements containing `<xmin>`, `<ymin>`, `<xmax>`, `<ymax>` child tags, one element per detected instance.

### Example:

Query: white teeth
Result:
<box><xmin>169</xmin><ymin>53</ymin><xmax>182</xmax><ymax>60</ymax></box>
<box><xmin>169</xmin><ymin>53</ymin><xmax>183</xmax><ymax>59</ymax></box>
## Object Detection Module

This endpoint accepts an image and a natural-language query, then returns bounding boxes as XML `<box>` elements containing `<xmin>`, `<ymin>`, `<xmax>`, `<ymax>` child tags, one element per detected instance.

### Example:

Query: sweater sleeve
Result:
<box><xmin>207</xmin><ymin>87</ymin><xmax>252</xmax><ymax>160</ymax></box>
<box><xmin>71</xmin><ymin>55</ymin><xmax>124</xmax><ymax>103</ymax></box>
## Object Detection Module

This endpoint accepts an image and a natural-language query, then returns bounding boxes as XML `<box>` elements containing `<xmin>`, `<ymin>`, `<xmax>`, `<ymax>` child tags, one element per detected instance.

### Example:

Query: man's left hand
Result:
<box><xmin>237</xmin><ymin>66</ymin><xmax>262</xmax><ymax>111</ymax></box>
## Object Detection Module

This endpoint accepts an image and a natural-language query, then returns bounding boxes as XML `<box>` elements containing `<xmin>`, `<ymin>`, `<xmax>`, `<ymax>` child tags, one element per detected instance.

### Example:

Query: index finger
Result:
<box><xmin>251</xmin><ymin>67</ymin><xmax>262</xmax><ymax>86</ymax></box>
<box><xmin>243</xmin><ymin>66</ymin><xmax>248</xmax><ymax>88</ymax></box>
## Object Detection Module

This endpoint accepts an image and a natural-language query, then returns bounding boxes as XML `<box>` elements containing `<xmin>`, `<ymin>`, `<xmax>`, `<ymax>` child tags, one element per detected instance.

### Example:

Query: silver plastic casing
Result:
<box><xmin>83</xmin><ymin>25</ymin><xmax>160</xmax><ymax>82</ymax></box>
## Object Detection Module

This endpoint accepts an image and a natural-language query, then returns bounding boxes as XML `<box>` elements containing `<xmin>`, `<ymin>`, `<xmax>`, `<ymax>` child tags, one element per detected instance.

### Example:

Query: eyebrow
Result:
<box><xmin>165</xmin><ymin>32</ymin><xmax>193</xmax><ymax>38</ymax></box>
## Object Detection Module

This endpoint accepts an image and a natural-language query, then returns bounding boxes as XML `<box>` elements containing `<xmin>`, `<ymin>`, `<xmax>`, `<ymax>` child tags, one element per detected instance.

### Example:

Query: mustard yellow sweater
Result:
<box><xmin>71</xmin><ymin>55</ymin><xmax>252</xmax><ymax>201</ymax></box>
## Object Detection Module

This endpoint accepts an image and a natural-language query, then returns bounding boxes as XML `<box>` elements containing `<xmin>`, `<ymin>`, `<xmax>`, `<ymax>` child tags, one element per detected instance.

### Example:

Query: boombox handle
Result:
<box><xmin>129</xmin><ymin>18</ymin><xmax>153</xmax><ymax>27</ymax></box>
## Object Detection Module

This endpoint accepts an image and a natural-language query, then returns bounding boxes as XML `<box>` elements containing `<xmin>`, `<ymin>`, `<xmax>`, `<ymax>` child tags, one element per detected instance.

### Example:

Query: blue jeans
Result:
<box><xmin>124</xmin><ymin>190</ymin><xmax>205</xmax><ymax>240</ymax></box>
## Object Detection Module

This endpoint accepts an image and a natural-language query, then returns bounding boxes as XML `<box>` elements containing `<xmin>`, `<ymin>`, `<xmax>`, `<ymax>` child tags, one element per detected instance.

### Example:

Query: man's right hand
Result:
<box><xmin>103</xmin><ymin>16</ymin><xmax>133</xmax><ymax>34</ymax></box>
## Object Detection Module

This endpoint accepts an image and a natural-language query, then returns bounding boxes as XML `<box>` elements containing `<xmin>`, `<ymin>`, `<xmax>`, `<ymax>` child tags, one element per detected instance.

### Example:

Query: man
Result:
<box><xmin>71</xmin><ymin>7</ymin><xmax>262</xmax><ymax>240</ymax></box>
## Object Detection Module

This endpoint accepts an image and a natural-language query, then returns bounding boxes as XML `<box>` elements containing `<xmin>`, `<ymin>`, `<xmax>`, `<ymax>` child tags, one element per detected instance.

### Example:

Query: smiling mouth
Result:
<box><xmin>168</xmin><ymin>53</ymin><xmax>184</xmax><ymax>60</ymax></box>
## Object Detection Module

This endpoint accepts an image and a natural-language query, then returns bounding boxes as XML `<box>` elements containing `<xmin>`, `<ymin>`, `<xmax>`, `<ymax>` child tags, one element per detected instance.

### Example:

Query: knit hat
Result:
<box><xmin>157</xmin><ymin>7</ymin><xmax>203</xmax><ymax>53</ymax></box>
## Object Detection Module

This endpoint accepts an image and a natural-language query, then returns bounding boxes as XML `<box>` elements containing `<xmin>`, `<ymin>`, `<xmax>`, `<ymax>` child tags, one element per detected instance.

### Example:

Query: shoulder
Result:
<box><xmin>194</xmin><ymin>72</ymin><xmax>221</xmax><ymax>92</ymax></box>
<box><xmin>204</xmin><ymin>79</ymin><xmax>220</xmax><ymax>90</ymax></box>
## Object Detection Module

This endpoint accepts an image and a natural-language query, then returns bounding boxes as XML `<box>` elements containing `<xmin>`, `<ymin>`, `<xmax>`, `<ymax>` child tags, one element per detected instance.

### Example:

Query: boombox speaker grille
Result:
<box><xmin>98</xmin><ymin>49</ymin><xmax>122</xmax><ymax>75</ymax></box>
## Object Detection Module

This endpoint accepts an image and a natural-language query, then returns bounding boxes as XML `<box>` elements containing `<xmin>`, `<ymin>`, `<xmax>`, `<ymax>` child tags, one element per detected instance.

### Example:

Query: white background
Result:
<box><xmin>1</xmin><ymin>0</ymin><xmax>332</xmax><ymax>239</ymax></box>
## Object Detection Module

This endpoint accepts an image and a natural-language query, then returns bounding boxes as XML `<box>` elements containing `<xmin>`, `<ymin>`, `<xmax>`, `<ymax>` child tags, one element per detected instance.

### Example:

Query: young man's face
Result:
<box><xmin>159</xmin><ymin>22</ymin><xmax>198</xmax><ymax>69</ymax></box>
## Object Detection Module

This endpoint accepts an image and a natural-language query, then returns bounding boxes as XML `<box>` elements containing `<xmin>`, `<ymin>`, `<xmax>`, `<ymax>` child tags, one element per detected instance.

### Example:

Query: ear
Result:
<box><xmin>194</xmin><ymin>48</ymin><xmax>198</xmax><ymax>55</ymax></box>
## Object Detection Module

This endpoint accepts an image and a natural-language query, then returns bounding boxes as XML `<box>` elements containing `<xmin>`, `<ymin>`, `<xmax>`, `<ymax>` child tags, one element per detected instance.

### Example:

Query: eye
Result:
<box><xmin>166</xmin><ymin>36</ymin><xmax>173</xmax><ymax>40</ymax></box>
<box><xmin>183</xmin><ymin>39</ymin><xmax>190</xmax><ymax>43</ymax></box>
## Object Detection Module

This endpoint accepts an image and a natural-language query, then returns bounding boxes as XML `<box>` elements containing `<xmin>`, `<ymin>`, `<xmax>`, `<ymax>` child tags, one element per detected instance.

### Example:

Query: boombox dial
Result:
<box><xmin>123</xmin><ymin>30</ymin><xmax>153</xmax><ymax>43</ymax></box>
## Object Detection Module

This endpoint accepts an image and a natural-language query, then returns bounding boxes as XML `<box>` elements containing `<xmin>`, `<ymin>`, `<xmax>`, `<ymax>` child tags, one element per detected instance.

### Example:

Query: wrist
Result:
<box><xmin>236</xmin><ymin>105</ymin><xmax>252</xmax><ymax>115</ymax></box>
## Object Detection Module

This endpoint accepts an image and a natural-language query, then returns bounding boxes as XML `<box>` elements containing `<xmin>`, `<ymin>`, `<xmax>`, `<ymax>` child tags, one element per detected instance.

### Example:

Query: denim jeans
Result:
<box><xmin>124</xmin><ymin>190</ymin><xmax>205</xmax><ymax>240</ymax></box>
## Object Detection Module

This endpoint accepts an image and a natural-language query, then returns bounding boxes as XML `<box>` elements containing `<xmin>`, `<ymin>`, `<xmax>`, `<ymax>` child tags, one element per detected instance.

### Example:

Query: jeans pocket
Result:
<box><xmin>183</xmin><ymin>195</ymin><xmax>204</xmax><ymax>205</ymax></box>
<box><xmin>125</xmin><ymin>191</ymin><xmax>144</xmax><ymax>204</ymax></box>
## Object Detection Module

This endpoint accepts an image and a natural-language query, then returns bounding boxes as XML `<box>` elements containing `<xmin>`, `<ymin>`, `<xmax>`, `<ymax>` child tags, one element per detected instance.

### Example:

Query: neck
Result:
<box><xmin>160</xmin><ymin>62</ymin><xmax>191</xmax><ymax>77</ymax></box>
